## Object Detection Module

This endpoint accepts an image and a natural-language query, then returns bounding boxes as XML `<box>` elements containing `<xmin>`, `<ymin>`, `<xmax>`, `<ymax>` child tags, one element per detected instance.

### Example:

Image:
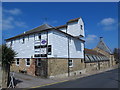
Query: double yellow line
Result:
<box><xmin>31</xmin><ymin>79</ymin><xmax>70</xmax><ymax>88</ymax></box>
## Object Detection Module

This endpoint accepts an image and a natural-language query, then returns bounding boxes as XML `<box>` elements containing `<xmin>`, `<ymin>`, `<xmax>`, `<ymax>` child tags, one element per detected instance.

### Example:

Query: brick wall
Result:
<box><xmin>85</xmin><ymin>60</ymin><xmax>110</xmax><ymax>73</ymax></box>
<box><xmin>10</xmin><ymin>58</ymin><xmax>36</xmax><ymax>76</ymax></box>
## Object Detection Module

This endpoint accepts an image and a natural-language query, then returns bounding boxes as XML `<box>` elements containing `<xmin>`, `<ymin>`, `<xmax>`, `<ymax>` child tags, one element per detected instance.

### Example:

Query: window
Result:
<box><xmin>39</xmin><ymin>34</ymin><xmax>41</xmax><ymax>40</ymax></box>
<box><xmin>34</xmin><ymin>54</ymin><xmax>40</xmax><ymax>57</ymax></box>
<box><xmin>81</xmin><ymin>59</ymin><xmax>84</xmax><ymax>63</ymax></box>
<box><xmin>34</xmin><ymin>46</ymin><xmax>40</xmax><ymax>49</ymax></box>
<box><xmin>37</xmin><ymin>59</ymin><xmax>41</xmax><ymax>67</ymax></box>
<box><xmin>48</xmin><ymin>45</ymin><xmax>51</xmax><ymax>55</ymax></box>
<box><xmin>85</xmin><ymin>55</ymin><xmax>90</xmax><ymax>62</ymax></box>
<box><xmin>16</xmin><ymin>59</ymin><xmax>19</xmax><ymax>66</ymax></box>
<box><xmin>28</xmin><ymin>35</ymin><xmax>29</xmax><ymax>41</ymax></box>
<box><xmin>22</xmin><ymin>37</ymin><xmax>25</xmax><ymax>44</ymax></box>
<box><xmin>69</xmin><ymin>59</ymin><xmax>73</xmax><ymax>67</ymax></box>
<box><xmin>41</xmin><ymin>54</ymin><xmax>47</xmax><ymax>57</ymax></box>
<box><xmin>26</xmin><ymin>58</ymin><xmax>30</xmax><ymax>66</ymax></box>
<box><xmin>10</xmin><ymin>40</ymin><xmax>13</xmax><ymax>46</ymax></box>
<box><xmin>80</xmin><ymin>25</ymin><xmax>83</xmax><ymax>30</ymax></box>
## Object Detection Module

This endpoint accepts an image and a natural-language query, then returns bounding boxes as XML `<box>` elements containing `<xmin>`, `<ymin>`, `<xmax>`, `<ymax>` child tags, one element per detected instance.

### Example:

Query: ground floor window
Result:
<box><xmin>16</xmin><ymin>58</ymin><xmax>19</xmax><ymax>66</ymax></box>
<box><xmin>26</xmin><ymin>58</ymin><xmax>30</xmax><ymax>66</ymax></box>
<box><xmin>69</xmin><ymin>59</ymin><xmax>73</xmax><ymax>67</ymax></box>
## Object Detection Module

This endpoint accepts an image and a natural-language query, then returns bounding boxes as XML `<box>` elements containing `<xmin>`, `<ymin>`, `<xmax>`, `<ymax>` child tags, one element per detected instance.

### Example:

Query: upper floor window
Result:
<box><xmin>28</xmin><ymin>35</ymin><xmax>29</xmax><ymax>41</ymax></box>
<box><xmin>48</xmin><ymin>45</ymin><xmax>51</xmax><ymax>55</ymax></box>
<box><xmin>39</xmin><ymin>34</ymin><xmax>41</xmax><ymax>40</ymax></box>
<box><xmin>22</xmin><ymin>37</ymin><xmax>25</xmax><ymax>44</ymax></box>
<box><xmin>80</xmin><ymin>25</ymin><xmax>83</xmax><ymax>30</ymax></box>
<box><xmin>10</xmin><ymin>40</ymin><xmax>13</xmax><ymax>46</ymax></box>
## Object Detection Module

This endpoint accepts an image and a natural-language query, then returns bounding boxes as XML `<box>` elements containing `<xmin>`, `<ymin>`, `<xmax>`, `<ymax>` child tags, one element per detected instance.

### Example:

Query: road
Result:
<box><xmin>39</xmin><ymin>69</ymin><xmax>119</xmax><ymax>88</ymax></box>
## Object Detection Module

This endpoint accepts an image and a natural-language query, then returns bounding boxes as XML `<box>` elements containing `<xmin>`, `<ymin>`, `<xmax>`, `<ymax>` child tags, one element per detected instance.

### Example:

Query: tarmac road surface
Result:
<box><xmin>39</xmin><ymin>69</ymin><xmax>119</xmax><ymax>88</ymax></box>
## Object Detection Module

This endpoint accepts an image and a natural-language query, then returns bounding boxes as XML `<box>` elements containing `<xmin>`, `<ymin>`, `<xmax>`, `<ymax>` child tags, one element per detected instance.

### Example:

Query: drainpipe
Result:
<box><xmin>97</xmin><ymin>50</ymin><xmax>100</xmax><ymax>70</ymax></box>
<box><xmin>66</xmin><ymin>22</ymin><xmax>70</xmax><ymax>77</ymax></box>
<box><xmin>84</xmin><ymin>43</ymin><xmax>86</xmax><ymax>68</ymax></box>
<box><xmin>46</xmin><ymin>31</ymin><xmax>48</xmax><ymax>78</ymax></box>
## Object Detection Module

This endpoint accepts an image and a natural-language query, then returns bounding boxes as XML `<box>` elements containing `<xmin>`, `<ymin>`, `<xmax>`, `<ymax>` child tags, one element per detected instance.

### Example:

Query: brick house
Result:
<box><xmin>6</xmin><ymin>17</ymin><xmax>85</xmax><ymax>78</ymax></box>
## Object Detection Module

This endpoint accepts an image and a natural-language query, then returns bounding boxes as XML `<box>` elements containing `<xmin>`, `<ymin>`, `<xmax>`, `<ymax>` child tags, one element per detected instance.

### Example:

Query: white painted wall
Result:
<box><xmin>6</xmin><ymin>18</ymin><xmax>85</xmax><ymax>59</ymax></box>
<box><xmin>6</xmin><ymin>29</ymin><xmax>84</xmax><ymax>59</ymax></box>
<box><xmin>67</xmin><ymin>18</ymin><xmax>85</xmax><ymax>37</ymax></box>
<box><xmin>59</xmin><ymin>27</ymin><xmax>66</xmax><ymax>33</ymax></box>
<box><xmin>51</xmin><ymin>30</ymin><xmax>84</xmax><ymax>58</ymax></box>
<box><xmin>6</xmin><ymin>31</ymin><xmax>54</xmax><ymax>58</ymax></box>
<box><xmin>69</xmin><ymin>37</ymin><xmax>84</xmax><ymax>58</ymax></box>
<box><xmin>51</xmin><ymin>30</ymin><xmax>68</xmax><ymax>58</ymax></box>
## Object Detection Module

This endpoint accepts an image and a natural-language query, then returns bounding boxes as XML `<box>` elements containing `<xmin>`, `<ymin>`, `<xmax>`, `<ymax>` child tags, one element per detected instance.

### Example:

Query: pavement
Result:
<box><xmin>13</xmin><ymin>65</ymin><xmax>118</xmax><ymax>88</ymax></box>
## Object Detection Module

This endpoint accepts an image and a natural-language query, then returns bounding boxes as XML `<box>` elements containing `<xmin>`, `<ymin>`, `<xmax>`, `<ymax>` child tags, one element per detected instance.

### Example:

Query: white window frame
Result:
<box><xmin>26</xmin><ymin>59</ymin><xmax>30</xmax><ymax>66</ymax></box>
<box><xmin>16</xmin><ymin>58</ymin><xmax>19</xmax><ymax>66</ymax></box>
<box><xmin>69</xmin><ymin>59</ymin><xmax>73</xmax><ymax>67</ymax></box>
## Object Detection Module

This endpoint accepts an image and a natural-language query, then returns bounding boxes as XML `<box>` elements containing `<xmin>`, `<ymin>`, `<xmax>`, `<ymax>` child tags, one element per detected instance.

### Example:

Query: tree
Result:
<box><xmin>1</xmin><ymin>44</ymin><xmax>17</xmax><ymax>88</ymax></box>
<box><xmin>113</xmin><ymin>48</ymin><xmax>120</xmax><ymax>64</ymax></box>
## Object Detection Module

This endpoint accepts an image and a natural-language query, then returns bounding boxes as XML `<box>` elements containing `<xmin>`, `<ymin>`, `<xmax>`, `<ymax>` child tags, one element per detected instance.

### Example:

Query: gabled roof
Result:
<box><xmin>68</xmin><ymin>17</ymin><xmax>80</xmax><ymax>23</ymax></box>
<box><xmin>96</xmin><ymin>37</ymin><xmax>112</xmax><ymax>54</ymax></box>
<box><xmin>5</xmin><ymin>24</ymin><xmax>53</xmax><ymax>41</ymax></box>
<box><xmin>85</xmin><ymin>48</ymin><xmax>105</xmax><ymax>56</ymax></box>
<box><xmin>24</xmin><ymin>24</ymin><xmax>53</xmax><ymax>34</ymax></box>
<box><xmin>5</xmin><ymin>23</ymin><xmax>85</xmax><ymax>42</ymax></box>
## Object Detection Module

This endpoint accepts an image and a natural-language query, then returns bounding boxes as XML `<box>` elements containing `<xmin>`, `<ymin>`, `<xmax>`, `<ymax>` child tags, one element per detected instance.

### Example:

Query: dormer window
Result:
<box><xmin>80</xmin><ymin>25</ymin><xmax>83</xmax><ymax>30</ymax></box>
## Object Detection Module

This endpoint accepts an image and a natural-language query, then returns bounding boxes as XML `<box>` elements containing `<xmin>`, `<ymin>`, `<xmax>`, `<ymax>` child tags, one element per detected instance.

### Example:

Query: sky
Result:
<box><xmin>2</xmin><ymin>2</ymin><xmax>118</xmax><ymax>51</ymax></box>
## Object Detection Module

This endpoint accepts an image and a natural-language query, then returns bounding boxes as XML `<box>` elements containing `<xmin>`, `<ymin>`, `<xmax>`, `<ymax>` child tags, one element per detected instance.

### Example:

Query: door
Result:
<box><xmin>35</xmin><ymin>58</ymin><xmax>47</xmax><ymax>78</ymax></box>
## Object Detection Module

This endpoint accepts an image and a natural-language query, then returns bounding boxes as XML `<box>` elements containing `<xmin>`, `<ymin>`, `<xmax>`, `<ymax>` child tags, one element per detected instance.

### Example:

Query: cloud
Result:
<box><xmin>2</xmin><ymin>8</ymin><xmax>28</xmax><ymax>30</ymax></box>
<box><xmin>3</xmin><ymin>8</ymin><xmax>22</xmax><ymax>15</ymax></box>
<box><xmin>85</xmin><ymin>35</ymin><xmax>98</xmax><ymax>44</ymax></box>
<box><xmin>3</xmin><ymin>16</ymin><xmax>15</xmax><ymax>30</ymax></box>
<box><xmin>100</xmin><ymin>18</ymin><xmax>115</xmax><ymax>26</ymax></box>
<box><xmin>14</xmin><ymin>21</ymin><xmax>28</xmax><ymax>28</ymax></box>
<box><xmin>98</xmin><ymin>18</ymin><xmax>117</xmax><ymax>31</ymax></box>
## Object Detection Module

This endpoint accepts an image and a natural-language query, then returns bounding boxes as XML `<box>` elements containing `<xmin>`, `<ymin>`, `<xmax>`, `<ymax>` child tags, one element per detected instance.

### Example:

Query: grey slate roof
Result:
<box><xmin>96</xmin><ymin>37</ymin><xmax>112</xmax><ymax>54</ymax></box>
<box><xmin>5</xmin><ymin>24</ymin><xmax>54</xmax><ymax>41</ymax></box>
<box><xmin>5</xmin><ymin>23</ymin><xmax>85</xmax><ymax>42</ymax></box>
<box><xmin>24</xmin><ymin>24</ymin><xmax>53</xmax><ymax>34</ymax></box>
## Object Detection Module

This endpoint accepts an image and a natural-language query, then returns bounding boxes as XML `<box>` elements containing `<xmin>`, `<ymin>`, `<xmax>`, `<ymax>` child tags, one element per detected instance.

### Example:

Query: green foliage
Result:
<box><xmin>2</xmin><ymin>44</ymin><xmax>17</xmax><ymax>65</ymax></box>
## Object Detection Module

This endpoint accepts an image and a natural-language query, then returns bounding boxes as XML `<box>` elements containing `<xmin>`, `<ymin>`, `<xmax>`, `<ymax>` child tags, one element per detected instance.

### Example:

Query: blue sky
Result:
<box><xmin>2</xmin><ymin>2</ymin><xmax>118</xmax><ymax>51</ymax></box>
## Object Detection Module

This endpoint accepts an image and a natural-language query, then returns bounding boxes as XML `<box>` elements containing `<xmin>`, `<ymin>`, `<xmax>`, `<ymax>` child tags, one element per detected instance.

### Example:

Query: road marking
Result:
<box><xmin>30</xmin><ymin>79</ymin><xmax>70</xmax><ymax>88</ymax></box>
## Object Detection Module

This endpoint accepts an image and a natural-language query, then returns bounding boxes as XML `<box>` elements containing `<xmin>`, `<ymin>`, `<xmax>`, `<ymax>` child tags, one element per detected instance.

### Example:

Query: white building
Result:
<box><xmin>6</xmin><ymin>17</ymin><xmax>85</xmax><ymax>78</ymax></box>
